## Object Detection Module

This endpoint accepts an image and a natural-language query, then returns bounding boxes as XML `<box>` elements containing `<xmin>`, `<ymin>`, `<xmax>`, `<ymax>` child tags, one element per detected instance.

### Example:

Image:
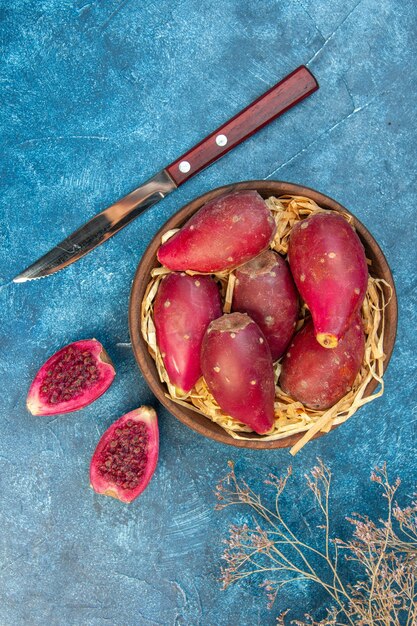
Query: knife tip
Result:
<box><xmin>13</xmin><ymin>274</ymin><xmax>30</xmax><ymax>283</ymax></box>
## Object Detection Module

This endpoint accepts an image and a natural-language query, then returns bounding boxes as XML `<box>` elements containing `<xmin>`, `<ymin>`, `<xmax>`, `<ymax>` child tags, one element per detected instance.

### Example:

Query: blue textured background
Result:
<box><xmin>1</xmin><ymin>1</ymin><xmax>416</xmax><ymax>624</ymax></box>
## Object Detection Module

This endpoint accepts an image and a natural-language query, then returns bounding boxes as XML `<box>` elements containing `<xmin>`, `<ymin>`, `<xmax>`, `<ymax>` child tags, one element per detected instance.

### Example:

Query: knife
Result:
<box><xmin>13</xmin><ymin>65</ymin><xmax>318</xmax><ymax>283</ymax></box>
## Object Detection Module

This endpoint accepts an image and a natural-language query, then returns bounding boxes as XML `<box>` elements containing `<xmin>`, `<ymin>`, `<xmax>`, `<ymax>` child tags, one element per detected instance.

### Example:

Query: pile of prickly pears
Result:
<box><xmin>25</xmin><ymin>190</ymin><xmax>369</xmax><ymax>504</ymax></box>
<box><xmin>154</xmin><ymin>190</ymin><xmax>368</xmax><ymax>434</ymax></box>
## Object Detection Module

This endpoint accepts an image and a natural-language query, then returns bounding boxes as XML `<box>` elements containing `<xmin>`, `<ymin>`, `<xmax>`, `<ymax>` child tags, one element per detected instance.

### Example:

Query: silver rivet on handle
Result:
<box><xmin>216</xmin><ymin>134</ymin><xmax>228</xmax><ymax>146</ymax></box>
<box><xmin>179</xmin><ymin>161</ymin><xmax>191</xmax><ymax>173</ymax></box>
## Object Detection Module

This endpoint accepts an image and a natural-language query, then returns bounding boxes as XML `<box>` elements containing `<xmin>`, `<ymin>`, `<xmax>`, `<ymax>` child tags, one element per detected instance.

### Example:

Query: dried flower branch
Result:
<box><xmin>215</xmin><ymin>460</ymin><xmax>417</xmax><ymax>624</ymax></box>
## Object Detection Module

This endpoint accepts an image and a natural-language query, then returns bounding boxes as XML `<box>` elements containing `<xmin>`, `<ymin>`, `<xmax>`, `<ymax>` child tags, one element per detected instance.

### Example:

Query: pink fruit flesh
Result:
<box><xmin>154</xmin><ymin>272</ymin><xmax>223</xmax><ymax>392</ymax></box>
<box><xmin>90</xmin><ymin>406</ymin><xmax>159</xmax><ymax>503</ymax></box>
<box><xmin>279</xmin><ymin>317</ymin><xmax>365</xmax><ymax>410</ymax></box>
<box><xmin>157</xmin><ymin>191</ymin><xmax>276</xmax><ymax>272</ymax></box>
<box><xmin>27</xmin><ymin>339</ymin><xmax>115</xmax><ymax>416</ymax></box>
<box><xmin>201</xmin><ymin>313</ymin><xmax>275</xmax><ymax>434</ymax></box>
<box><xmin>232</xmin><ymin>250</ymin><xmax>299</xmax><ymax>361</ymax></box>
<box><xmin>288</xmin><ymin>212</ymin><xmax>368</xmax><ymax>348</ymax></box>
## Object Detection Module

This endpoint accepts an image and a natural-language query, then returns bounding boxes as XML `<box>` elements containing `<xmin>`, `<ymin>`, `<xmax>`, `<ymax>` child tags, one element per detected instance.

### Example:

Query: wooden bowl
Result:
<box><xmin>129</xmin><ymin>181</ymin><xmax>397</xmax><ymax>449</ymax></box>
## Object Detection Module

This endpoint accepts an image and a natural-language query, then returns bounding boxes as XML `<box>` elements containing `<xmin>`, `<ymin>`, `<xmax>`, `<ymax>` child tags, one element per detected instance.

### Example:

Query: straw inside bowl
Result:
<box><xmin>141</xmin><ymin>195</ymin><xmax>391</xmax><ymax>455</ymax></box>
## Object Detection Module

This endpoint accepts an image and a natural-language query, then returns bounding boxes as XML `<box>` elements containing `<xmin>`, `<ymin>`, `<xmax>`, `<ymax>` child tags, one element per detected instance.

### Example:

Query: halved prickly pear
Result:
<box><xmin>157</xmin><ymin>191</ymin><xmax>276</xmax><ymax>272</ymax></box>
<box><xmin>232</xmin><ymin>250</ymin><xmax>299</xmax><ymax>361</ymax></box>
<box><xmin>27</xmin><ymin>339</ymin><xmax>115</xmax><ymax>416</ymax></box>
<box><xmin>90</xmin><ymin>406</ymin><xmax>158</xmax><ymax>503</ymax></box>
<box><xmin>154</xmin><ymin>272</ymin><xmax>222</xmax><ymax>393</ymax></box>
<box><xmin>279</xmin><ymin>317</ymin><xmax>365</xmax><ymax>410</ymax></box>
<box><xmin>201</xmin><ymin>313</ymin><xmax>275</xmax><ymax>434</ymax></box>
<box><xmin>288</xmin><ymin>212</ymin><xmax>368</xmax><ymax>348</ymax></box>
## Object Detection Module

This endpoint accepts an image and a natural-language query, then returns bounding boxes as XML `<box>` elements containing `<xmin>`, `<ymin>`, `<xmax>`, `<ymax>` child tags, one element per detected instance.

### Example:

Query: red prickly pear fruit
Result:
<box><xmin>232</xmin><ymin>250</ymin><xmax>299</xmax><ymax>361</ymax></box>
<box><xmin>154</xmin><ymin>272</ymin><xmax>223</xmax><ymax>392</ymax></box>
<box><xmin>27</xmin><ymin>339</ymin><xmax>115</xmax><ymax>416</ymax></box>
<box><xmin>157</xmin><ymin>191</ymin><xmax>276</xmax><ymax>272</ymax></box>
<box><xmin>288</xmin><ymin>212</ymin><xmax>368</xmax><ymax>348</ymax></box>
<box><xmin>279</xmin><ymin>317</ymin><xmax>365</xmax><ymax>410</ymax></box>
<box><xmin>90</xmin><ymin>406</ymin><xmax>159</xmax><ymax>503</ymax></box>
<box><xmin>201</xmin><ymin>313</ymin><xmax>275</xmax><ymax>434</ymax></box>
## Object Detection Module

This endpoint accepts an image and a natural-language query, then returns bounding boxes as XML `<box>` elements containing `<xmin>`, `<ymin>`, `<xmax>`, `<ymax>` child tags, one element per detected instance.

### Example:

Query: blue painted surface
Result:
<box><xmin>1</xmin><ymin>1</ymin><xmax>416</xmax><ymax>624</ymax></box>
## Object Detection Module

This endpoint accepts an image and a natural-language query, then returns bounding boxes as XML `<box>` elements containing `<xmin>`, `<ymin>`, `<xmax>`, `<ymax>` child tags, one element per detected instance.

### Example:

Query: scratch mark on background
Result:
<box><xmin>248</xmin><ymin>68</ymin><xmax>270</xmax><ymax>86</ymax></box>
<box><xmin>45</xmin><ymin>425</ymin><xmax>65</xmax><ymax>456</ymax></box>
<box><xmin>74</xmin><ymin>1</ymin><xmax>101</xmax><ymax>17</ymax></box>
<box><xmin>306</xmin><ymin>0</ymin><xmax>365</xmax><ymax>66</ymax></box>
<box><xmin>265</xmin><ymin>95</ymin><xmax>383</xmax><ymax>178</ymax></box>
<box><xmin>190</xmin><ymin>579</ymin><xmax>203</xmax><ymax>619</ymax></box>
<box><xmin>250</xmin><ymin>60</ymin><xmax>280</xmax><ymax>84</ymax></box>
<box><xmin>170</xmin><ymin>580</ymin><xmax>187</xmax><ymax>604</ymax></box>
<box><xmin>101</xmin><ymin>0</ymin><xmax>133</xmax><ymax>31</ymax></box>
<box><xmin>63</xmin><ymin>602</ymin><xmax>113</xmax><ymax>611</ymax></box>
<box><xmin>18</xmin><ymin>135</ymin><xmax>110</xmax><ymax>147</ymax></box>
<box><xmin>166</xmin><ymin>503</ymin><xmax>212</xmax><ymax>540</ymax></box>
<box><xmin>46</xmin><ymin>414</ymin><xmax>64</xmax><ymax>425</ymax></box>
<box><xmin>340</xmin><ymin>74</ymin><xmax>356</xmax><ymax>111</ymax></box>
<box><xmin>114</xmin><ymin>571</ymin><xmax>148</xmax><ymax>585</ymax></box>
<box><xmin>1</xmin><ymin>538</ymin><xmax>46</xmax><ymax>573</ymax></box>
<box><xmin>300</xmin><ymin>511</ymin><xmax>313</xmax><ymax>534</ymax></box>
<box><xmin>296</xmin><ymin>0</ymin><xmax>325</xmax><ymax>38</ymax></box>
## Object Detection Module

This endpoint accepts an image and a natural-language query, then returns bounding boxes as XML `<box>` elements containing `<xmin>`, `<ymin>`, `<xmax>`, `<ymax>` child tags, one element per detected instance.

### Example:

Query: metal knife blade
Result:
<box><xmin>13</xmin><ymin>170</ymin><xmax>177</xmax><ymax>282</ymax></box>
<box><xmin>13</xmin><ymin>65</ymin><xmax>318</xmax><ymax>282</ymax></box>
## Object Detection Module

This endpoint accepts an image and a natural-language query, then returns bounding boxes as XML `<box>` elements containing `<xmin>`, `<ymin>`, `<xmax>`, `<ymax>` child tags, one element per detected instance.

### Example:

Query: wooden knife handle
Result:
<box><xmin>166</xmin><ymin>65</ymin><xmax>318</xmax><ymax>186</ymax></box>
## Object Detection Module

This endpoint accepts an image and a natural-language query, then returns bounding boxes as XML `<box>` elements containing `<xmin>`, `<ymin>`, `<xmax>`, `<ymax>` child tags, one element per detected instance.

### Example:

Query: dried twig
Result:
<box><xmin>215</xmin><ymin>460</ymin><xmax>417</xmax><ymax>624</ymax></box>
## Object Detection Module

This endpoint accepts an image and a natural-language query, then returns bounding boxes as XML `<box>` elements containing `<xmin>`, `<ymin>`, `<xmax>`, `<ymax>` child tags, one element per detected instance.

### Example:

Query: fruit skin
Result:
<box><xmin>157</xmin><ymin>191</ymin><xmax>276</xmax><ymax>272</ymax></box>
<box><xmin>288</xmin><ymin>212</ymin><xmax>368</xmax><ymax>348</ymax></box>
<box><xmin>154</xmin><ymin>272</ymin><xmax>223</xmax><ymax>392</ymax></box>
<box><xmin>201</xmin><ymin>312</ymin><xmax>275</xmax><ymax>434</ymax></box>
<box><xmin>90</xmin><ymin>406</ymin><xmax>158</xmax><ymax>503</ymax></box>
<box><xmin>27</xmin><ymin>339</ymin><xmax>115</xmax><ymax>416</ymax></box>
<box><xmin>279</xmin><ymin>317</ymin><xmax>365</xmax><ymax>410</ymax></box>
<box><xmin>232</xmin><ymin>250</ymin><xmax>299</xmax><ymax>361</ymax></box>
